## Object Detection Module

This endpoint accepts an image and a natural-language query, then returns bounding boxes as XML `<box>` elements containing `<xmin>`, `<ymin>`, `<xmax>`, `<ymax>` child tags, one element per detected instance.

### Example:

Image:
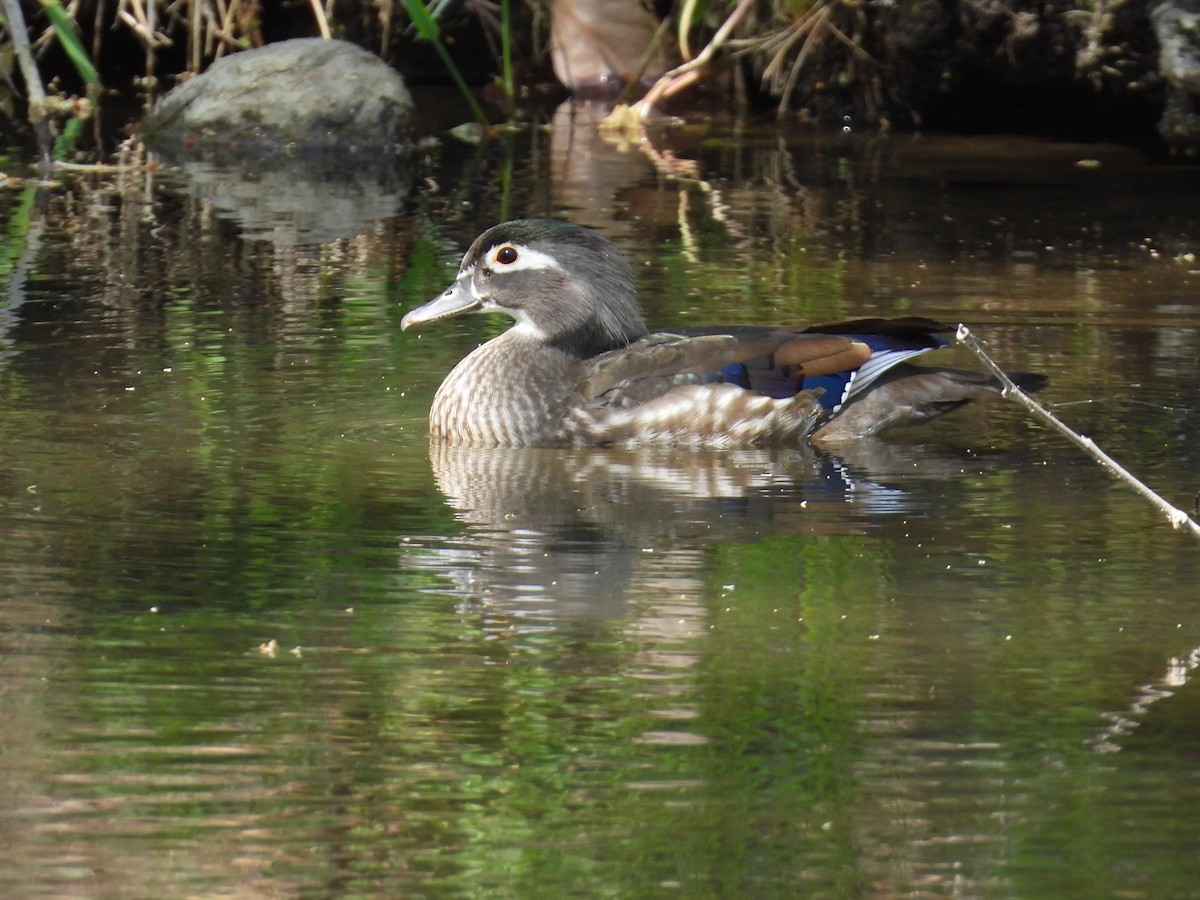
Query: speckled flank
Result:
<box><xmin>565</xmin><ymin>384</ymin><xmax>824</xmax><ymax>448</ymax></box>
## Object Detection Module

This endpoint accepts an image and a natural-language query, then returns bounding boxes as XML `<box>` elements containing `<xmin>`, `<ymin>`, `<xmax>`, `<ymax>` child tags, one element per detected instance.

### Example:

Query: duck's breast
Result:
<box><xmin>429</xmin><ymin>337</ymin><xmax>582</xmax><ymax>447</ymax></box>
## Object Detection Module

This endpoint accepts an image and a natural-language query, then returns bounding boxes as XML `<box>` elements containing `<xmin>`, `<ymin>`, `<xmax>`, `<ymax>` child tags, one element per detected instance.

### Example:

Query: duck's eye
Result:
<box><xmin>495</xmin><ymin>245</ymin><xmax>519</xmax><ymax>266</ymax></box>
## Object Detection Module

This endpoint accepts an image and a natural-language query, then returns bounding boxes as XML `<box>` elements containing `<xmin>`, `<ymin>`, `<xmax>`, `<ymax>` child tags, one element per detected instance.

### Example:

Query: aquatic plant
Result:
<box><xmin>401</xmin><ymin>0</ymin><xmax>491</xmax><ymax>124</ymax></box>
<box><xmin>0</xmin><ymin>0</ymin><xmax>101</xmax><ymax>161</ymax></box>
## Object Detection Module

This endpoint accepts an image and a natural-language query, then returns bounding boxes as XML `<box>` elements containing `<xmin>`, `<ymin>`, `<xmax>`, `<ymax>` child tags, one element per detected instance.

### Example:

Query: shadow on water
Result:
<box><xmin>1</xmin><ymin>99</ymin><xmax>1199</xmax><ymax>896</ymax></box>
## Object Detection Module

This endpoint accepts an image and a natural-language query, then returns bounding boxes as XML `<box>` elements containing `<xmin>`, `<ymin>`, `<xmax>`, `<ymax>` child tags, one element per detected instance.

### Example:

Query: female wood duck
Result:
<box><xmin>401</xmin><ymin>219</ymin><xmax>1041</xmax><ymax>448</ymax></box>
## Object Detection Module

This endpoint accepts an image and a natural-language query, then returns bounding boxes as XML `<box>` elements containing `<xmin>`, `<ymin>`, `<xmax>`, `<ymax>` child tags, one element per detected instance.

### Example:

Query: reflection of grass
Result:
<box><xmin>0</xmin><ymin>183</ymin><xmax>37</xmax><ymax>280</ymax></box>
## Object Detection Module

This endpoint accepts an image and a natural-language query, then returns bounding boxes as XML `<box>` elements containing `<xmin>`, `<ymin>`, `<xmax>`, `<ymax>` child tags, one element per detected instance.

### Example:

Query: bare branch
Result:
<box><xmin>957</xmin><ymin>324</ymin><xmax>1200</xmax><ymax>540</ymax></box>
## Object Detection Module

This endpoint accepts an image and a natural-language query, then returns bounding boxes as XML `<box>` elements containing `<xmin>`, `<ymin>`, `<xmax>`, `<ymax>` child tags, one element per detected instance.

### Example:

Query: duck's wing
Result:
<box><xmin>799</xmin><ymin>318</ymin><xmax>1047</xmax><ymax>439</ymax></box>
<box><xmin>570</xmin><ymin>318</ymin><xmax>1038</xmax><ymax>446</ymax></box>
<box><xmin>812</xmin><ymin>366</ymin><xmax>1048</xmax><ymax>441</ymax></box>
<box><xmin>581</xmin><ymin>329</ymin><xmax>874</xmax><ymax>402</ymax></box>
<box><xmin>665</xmin><ymin>319</ymin><xmax>953</xmax><ymax>409</ymax></box>
<box><xmin>566</xmin><ymin>329</ymin><xmax>870</xmax><ymax>447</ymax></box>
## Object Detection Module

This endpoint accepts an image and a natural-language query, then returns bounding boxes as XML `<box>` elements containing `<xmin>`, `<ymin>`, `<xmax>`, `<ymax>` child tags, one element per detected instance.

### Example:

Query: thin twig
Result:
<box><xmin>635</xmin><ymin>0</ymin><xmax>755</xmax><ymax>121</ymax></box>
<box><xmin>309</xmin><ymin>0</ymin><xmax>331</xmax><ymax>39</ymax></box>
<box><xmin>1</xmin><ymin>0</ymin><xmax>52</xmax><ymax>167</ymax></box>
<box><xmin>614</xmin><ymin>15</ymin><xmax>675</xmax><ymax>107</ymax></box>
<box><xmin>191</xmin><ymin>0</ymin><xmax>202</xmax><ymax>73</ymax></box>
<box><xmin>957</xmin><ymin>324</ymin><xmax>1200</xmax><ymax>540</ymax></box>
<box><xmin>53</xmin><ymin>160</ymin><xmax>132</xmax><ymax>173</ymax></box>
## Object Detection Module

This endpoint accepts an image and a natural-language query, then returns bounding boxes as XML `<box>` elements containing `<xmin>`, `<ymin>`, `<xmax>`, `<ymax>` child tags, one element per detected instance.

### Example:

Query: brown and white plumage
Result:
<box><xmin>400</xmin><ymin>219</ymin><xmax>1040</xmax><ymax>448</ymax></box>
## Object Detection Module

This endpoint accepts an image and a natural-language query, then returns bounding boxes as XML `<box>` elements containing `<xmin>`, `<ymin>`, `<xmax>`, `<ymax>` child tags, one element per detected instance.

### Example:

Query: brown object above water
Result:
<box><xmin>548</xmin><ymin>0</ymin><xmax>672</xmax><ymax>94</ymax></box>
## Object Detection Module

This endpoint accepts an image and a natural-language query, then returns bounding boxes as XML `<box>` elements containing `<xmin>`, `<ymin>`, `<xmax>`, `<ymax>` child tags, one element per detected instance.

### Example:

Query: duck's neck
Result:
<box><xmin>547</xmin><ymin>318</ymin><xmax>646</xmax><ymax>359</ymax></box>
<box><xmin>429</xmin><ymin>330</ymin><xmax>585</xmax><ymax>447</ymax></box>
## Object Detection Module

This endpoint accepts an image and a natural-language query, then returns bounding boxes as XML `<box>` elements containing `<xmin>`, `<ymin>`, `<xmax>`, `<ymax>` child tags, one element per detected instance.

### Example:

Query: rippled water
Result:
<box><xmin>1</xmin><ymin>105</ymin><xmax>1199</xmax><ymax>897</ymax></box>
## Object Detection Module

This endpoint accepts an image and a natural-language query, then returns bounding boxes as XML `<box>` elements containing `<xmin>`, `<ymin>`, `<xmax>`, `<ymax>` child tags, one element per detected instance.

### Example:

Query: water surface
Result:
<box><xmin>1</xmin><ymin>110</ymin><xmax>1199</xmax><ymax>897</ymax></box>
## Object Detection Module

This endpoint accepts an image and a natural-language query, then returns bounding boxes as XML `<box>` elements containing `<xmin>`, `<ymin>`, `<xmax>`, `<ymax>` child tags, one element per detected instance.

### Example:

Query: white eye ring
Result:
<box><xmin>482</xmin><ymin>245</ymin><xmax>561</xmax><ymax>274</ymax></box>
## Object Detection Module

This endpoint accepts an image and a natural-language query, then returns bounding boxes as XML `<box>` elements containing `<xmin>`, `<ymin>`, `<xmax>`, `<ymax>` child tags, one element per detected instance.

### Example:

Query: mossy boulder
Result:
<box><xmin>144</xmin><ymin>38</ymin><xmax>415</xmax><ymax>155</ymax></box>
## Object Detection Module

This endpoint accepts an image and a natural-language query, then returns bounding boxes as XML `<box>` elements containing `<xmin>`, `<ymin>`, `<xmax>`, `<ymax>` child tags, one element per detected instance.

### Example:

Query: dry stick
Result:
<box><xmin>309</xmin><ymin>0</ymin><xmax>331</xmax><ymax>39</ymax></box>
<box><xmin>613</xmin><ymin>16</ymin><xmax>674</xmax><ymax>107</ymax></box>
<box><xmin>191</xmin><ymin>0</ymin><xmax>202</xmax><ymax>73</ymax></box>
<box><xmin>145</xmin><ymin>0</ymin><xmax>157</xmax><ymax>79</ymax></box>
<box><xmin>1</xmin><ymin>0</ymin><xmax>52</xmax><ymax>167</ymax></box>
<box><xmin>956</xmin><ymin>324</ymin><xmax>1200</xmax><ymax>540</ymax></box>
<box><xmin>635</xmin><ymin>0</ymin><xmax>756</xmax><ymax>120</ymax></box>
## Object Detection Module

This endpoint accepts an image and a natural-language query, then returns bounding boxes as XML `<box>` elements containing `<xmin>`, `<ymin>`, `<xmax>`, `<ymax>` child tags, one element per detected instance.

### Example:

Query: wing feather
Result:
<box><xmin>582</xmin><ymin>330</ymin><xmax>869</xmax><ymax>399</ymax></box>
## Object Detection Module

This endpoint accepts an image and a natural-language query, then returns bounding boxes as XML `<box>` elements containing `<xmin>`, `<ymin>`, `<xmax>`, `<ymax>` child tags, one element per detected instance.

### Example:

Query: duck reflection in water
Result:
<box><xmin>406</xmin><ymin>440</ymin><xmax>1008</xmax><ymax>622</ymax></box>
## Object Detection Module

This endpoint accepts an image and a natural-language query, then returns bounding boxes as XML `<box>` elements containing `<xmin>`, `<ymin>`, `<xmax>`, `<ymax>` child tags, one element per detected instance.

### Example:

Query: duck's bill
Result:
<box><xmin>401</xmin><ymin>279</ymin><xmax>481</xmax><ymax>330</ymax></box>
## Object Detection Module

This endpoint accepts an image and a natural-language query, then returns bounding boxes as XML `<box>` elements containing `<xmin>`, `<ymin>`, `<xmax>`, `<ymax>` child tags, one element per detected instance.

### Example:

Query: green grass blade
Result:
<box><xmin>401</xmin><ymin>0</ymin><xmax>489</xmax><ymax>126</ymax></box>
<box><xmin>38</xmin><ymin>0</ymin><xmax>101</xmax><ymax>88</ymax></box>
<box><xmin>402</xmin><ymin>0</ymin><xmax>441</xmax><ymax>40</ymax></box>
<box><xmin>499</xmin><ymin>0</ymin><xmax>514</xmax><ymax>116</ymax></box>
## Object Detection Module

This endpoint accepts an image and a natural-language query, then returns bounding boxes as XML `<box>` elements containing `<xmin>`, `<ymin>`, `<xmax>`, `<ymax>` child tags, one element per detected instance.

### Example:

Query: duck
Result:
<box><xmin>400</xmin><ymin>218</ymin><xmax>1042</xmax><ymax>448</ymax></box>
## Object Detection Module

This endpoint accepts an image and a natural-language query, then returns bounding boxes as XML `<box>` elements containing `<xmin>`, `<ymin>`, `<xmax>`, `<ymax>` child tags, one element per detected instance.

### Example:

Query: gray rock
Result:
<box><xmin>1153</xmin><ymin>0</ymin><xmax>1200</xmax><ymax>155</ymax></box>
<box><xmin>144</xmin><ymin>38</ymin><xmax>415</xmax><ymax>154</ymax></box>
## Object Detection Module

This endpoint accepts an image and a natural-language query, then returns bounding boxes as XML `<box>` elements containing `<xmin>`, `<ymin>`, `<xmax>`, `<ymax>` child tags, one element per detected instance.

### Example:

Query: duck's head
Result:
<box><xmin>401</xmin><ymin>219</ymin><xmax>647</xmax><ymax>356</ymax></box>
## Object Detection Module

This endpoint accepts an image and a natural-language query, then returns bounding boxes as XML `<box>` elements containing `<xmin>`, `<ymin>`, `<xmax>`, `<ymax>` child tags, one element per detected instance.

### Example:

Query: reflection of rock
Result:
<box><xmin>144</xmin><ymin>38</ymin><xmax>415</xmax><ymax>153</ymax></box>
<box><xmin>158</xmin><ymin>155</ymin><xmax>411</xmax><ymax>244</ymax></box>
<box><xmin>1153</xmin><ymin>0</ymin><xmax>1200</xmax><ymax>156</ymax></box>
<box><xmin>405</xmin><ymin>440</ymin><xmax>1000</xmax><ymax>619</ymax></box>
